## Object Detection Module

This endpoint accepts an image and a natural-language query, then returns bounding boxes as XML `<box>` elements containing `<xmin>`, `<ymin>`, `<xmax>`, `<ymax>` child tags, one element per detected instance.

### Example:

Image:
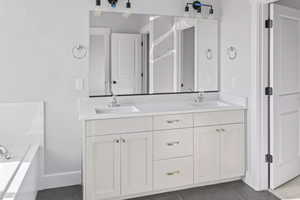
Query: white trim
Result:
<box><xmin>89</xmin><ymin>27</ymin><xmax>111</xmax><ymax>95</ymax></box>
<box><xmin>90</xmin><ymin>27</ymin><xmax>111</xmax><ymax>35</ymax></box>
<box><xmin>248</xmin><ymin>0</ymin><xmax>274</xmax><ymax>191</ymax></box>
<box><xmin>39</xmin><ymin>171</ymin><xmax>81</xmax><ymax>190</ymax></box>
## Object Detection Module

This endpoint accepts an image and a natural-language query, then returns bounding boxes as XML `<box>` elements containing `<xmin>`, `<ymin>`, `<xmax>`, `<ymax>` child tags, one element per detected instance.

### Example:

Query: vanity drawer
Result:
<box><xmin>153</xmin><ymin>128</ymin><xmax>193</xmax><ymax>160</ymax></box>
<box><xmin>86</xmin><ymin>117</ymin><xmax>152</xmax><ymax>136</ymax></box>
<box><xmin>153</xmin><ymin>157</ymin><xmax>193</xmax><ymax>190</ymax></box>
<box><xmin>153</xmin><ymin>114</ymin><xmax>193</xmax><ymax>130</ymax></box>
<box><xmin>194</xmin><ymin>110</ymin><xmax>244</xmax><ymax>127</ymax></box>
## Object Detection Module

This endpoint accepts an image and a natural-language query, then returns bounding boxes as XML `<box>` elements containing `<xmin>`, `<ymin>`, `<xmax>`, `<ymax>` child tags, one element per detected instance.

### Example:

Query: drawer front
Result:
<box><xmin>86</xmin><ymin>117</ymin><xmax>152</xmax><ymax>136</ymax></box>
<box><xmin>153</xmin><ymin>114</ymin><xmax>193</xmax><ymax>130</ymax></box>
<box><xmin>153</xmin><ymin>157</ymin><xmax>193</xmax><ymax>190</ymax></box>
<box><xmin>194</xmin><ymin>110</ymin><xmax>244</xmax><ymax>127</ymax></box>
<box><xmin>153</xmin><ymin>128</ymin><xmax>193</xmax><ymax>160</ymax></box>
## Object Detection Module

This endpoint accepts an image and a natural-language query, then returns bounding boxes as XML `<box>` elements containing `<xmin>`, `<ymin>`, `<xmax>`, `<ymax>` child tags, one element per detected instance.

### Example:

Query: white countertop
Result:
<box><xmin>79</xmin><ymin>100</ymin><xmax>247</xmax><ymax>121</ymax></box>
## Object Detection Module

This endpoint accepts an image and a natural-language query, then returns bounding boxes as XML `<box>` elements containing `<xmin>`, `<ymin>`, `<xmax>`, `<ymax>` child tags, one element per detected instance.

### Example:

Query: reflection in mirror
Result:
<box><xmin>89</xmin><ymin>11</ymin><xmax>219</xmax><ymax>96</ymax></box>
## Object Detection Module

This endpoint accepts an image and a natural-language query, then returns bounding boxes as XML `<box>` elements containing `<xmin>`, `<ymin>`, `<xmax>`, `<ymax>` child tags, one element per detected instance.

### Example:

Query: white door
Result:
<box><xmin>194</xmin><ymin>126</ymin><xmax>220</xmax><ymax>183</ymax></box>
<box><xmin>220</xmin><ymin>124</ymin><xmax>245</xmax><ymax>179</ymax></box>
<box><xmin>120</xmin><ymin>132</ymin><xmax>153</xmax><ymax>195</ymax></box>
<box><xmin>86</xmin><ymin>136</ymin><xmax>121</xmax><ymax>200</ymax></box>
<box><xmin>111</xmin><ymin>33</ymin><xmax>142</xmax><ymax>95</ymax></box>
<box><xmin>270</xmin><ymin>4</ymin><xmax>300</xmax><ymax>189</ymax></box>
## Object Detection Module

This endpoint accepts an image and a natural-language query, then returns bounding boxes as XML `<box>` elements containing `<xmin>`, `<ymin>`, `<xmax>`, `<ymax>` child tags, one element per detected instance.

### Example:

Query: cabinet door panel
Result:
<box><xmin>220</xmin><ymin>124</ymin><xmax>245</xmax><ymax>179</ymax></box>
<box><xmin>121</xmin><ymin>132</ymin><xmax>153</xmax><ymax>195</ymax></box>
<box><xmin>194</xmin><ymin>127</ymin><xmax>220</xmax><ymax>183</ymax></box>
<box><xmin>86</xmin><ymin>136</ymin><xmax>121</xmax><ymax>200</ymax></box>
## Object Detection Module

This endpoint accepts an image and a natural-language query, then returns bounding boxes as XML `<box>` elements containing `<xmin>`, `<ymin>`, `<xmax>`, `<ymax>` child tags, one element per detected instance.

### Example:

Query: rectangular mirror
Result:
<box><xmin>89</xmin><ymin>11</ymin><xmax>219</xmax><ymax>97</ymax></box>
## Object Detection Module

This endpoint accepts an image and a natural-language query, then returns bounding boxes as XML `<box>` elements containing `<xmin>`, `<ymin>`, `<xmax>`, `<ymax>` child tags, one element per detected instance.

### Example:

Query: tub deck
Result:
<box><xmin>0</xmin><ymin>146</ymin><xmax>29</xmax><ymax>200</ymax></box>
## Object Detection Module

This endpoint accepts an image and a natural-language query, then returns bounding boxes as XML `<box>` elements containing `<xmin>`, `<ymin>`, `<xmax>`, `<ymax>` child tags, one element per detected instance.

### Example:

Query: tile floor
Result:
<box><xmin>36</xmin><ymin>181</ymin><xmax>280</xmax><ymax>200</ymax></box>
<box><xmin>271</xmin><ymin>176</ymin><xmax>300</xmax><ymax>199</ymax></box>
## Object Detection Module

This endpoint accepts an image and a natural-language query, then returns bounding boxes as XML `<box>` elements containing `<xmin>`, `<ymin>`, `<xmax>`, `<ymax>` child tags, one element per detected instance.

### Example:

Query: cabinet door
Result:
<box><xmin>121</xmin><ymin>132</ymin><xmax>153</xmax><ymax>195</ymax></box>
<box><xmin>194</xmin><ymin>127</ymin><xmax>220</xmax><ymax>183</ymax></box>
<box><xmin>86</xmin><ymin>135</ymin><xmax>121</xmax><ymax>200</ymax></box>
<box><xmin>220</xmin><ymin>124</ymin><xmax>245</xmax><ymax>179</ymax></box>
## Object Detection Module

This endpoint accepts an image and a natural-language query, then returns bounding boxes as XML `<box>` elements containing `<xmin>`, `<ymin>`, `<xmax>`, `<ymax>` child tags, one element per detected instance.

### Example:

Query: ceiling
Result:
<box><xmin>276</xmin><ymin>0</ymin><xmax>300</xmax><ymax>10</ymax></box>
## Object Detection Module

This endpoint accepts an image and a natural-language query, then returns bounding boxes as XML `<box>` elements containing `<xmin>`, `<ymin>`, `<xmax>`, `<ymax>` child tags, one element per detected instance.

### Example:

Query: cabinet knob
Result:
<box><xmin>114</xmin><ymin>139</ymin><xmax>120</xmax><ymax>143</ymax></box>
<box><xmin>121</xmin><ymin>138</ymin><xmax>126</xmax><ymax>143</ymax></box>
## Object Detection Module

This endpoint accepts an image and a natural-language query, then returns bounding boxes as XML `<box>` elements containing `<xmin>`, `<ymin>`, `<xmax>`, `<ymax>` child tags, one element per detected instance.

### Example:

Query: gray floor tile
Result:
<box><xmin>36</xmin><ymin>181</ymin><xmax>280</xmax><ymax>200</ymax></box>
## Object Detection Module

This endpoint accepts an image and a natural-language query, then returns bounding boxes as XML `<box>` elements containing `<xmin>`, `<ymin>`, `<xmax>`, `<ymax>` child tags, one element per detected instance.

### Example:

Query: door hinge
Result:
<box><xmin>265</xmin><ymin>87</ymin><xmax>273</xmax><ymax>96</ymax></box>
<box><xmin>265</xmin><ymin>19</ymin><xmax>273</xmax><ymax>29</ymax></box>
<box><xmin>265</xmin><ymin>154</ymin><xmax>273</xmax><ymax>163</ymax></box>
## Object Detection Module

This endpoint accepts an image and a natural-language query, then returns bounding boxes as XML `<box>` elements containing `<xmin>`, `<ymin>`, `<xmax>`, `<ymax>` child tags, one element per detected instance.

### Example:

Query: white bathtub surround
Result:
<box><xmin>0</xmin><ymin>146</ymin><xmax>30</xmax><ymax>200</ymax></box>
<box><xmin>80</xmin><ymin>93</ymin><xmax>247</xmax><ymax>200</ymax></box>
<box><xmin>0</xmin><ymin>102</ymin><xmax>44</xmax><ymax>200</ymax></box>
<box><xmin>2</xmin><ymin>145</ymin><xmax>40</xmax><ymax>200</ymax></box>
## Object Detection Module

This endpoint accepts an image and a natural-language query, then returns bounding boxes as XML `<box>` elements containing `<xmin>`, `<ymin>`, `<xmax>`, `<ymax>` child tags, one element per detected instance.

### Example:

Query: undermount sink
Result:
<box><xmin>95</xmin><ymin>106</ymin><xmax>140</xmax><ymax>114</ymax></box>
<box><xmin>192</xmin><ymin>101</ymin><xmax>231</xmax><ymax>108</ymax></box>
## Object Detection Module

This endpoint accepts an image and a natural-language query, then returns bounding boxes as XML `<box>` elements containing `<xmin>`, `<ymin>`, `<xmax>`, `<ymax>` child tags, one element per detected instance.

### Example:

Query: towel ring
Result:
<box><xmin>72</xmin><ymin>44</ymin><xmax>87</xmax><ymax>59</ymax></box>
<box><xmin>206</xmin><ymin>49</ymin><xmax>213</xmax><ymax>60</ymax></box>
<box><xmin>227</xmin><ymin>46</ymin><xmax>237</xmax><ymax>60</ymax></box>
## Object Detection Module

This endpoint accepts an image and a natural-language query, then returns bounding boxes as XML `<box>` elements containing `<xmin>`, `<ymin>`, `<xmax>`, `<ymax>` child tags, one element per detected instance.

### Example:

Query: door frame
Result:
<box><xmin>174</xmin><ymin>18</ymin><xmax>197</xmax><ymax>92</ymax></box>
<box><xmin>89</xmin><ymin>27</ymin><xmax>111</xmax><ymax>95</ymax></box>
<box><xmin>252</xmin><ymin>0</ymin><xmax>282</xmax><ymax>191</ymax></box>
<box><xmin>243</xmin><ymin>0</ymin><xmax>277</xmax><ymax>191</ymax></box>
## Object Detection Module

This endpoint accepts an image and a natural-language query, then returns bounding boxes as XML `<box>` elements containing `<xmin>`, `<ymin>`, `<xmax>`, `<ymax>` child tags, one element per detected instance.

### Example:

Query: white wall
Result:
<box><xmin>89</xmin><ymin>35</ymin><xmax>106</xmax><ymax>95</ymax></box>
<box><xmin>220</xmin><ymin>0</ymin><xmax>251</xmax><ymax>97</ymax></box>
<box><xmin>182</xmin><ymin>27</ymin><xmax>195</xmax><ymax>91</ymax></box>
<box><xmin>0</xmin><ymin>0</ymin><xmax>89</xmax><ymax>189</ymax></box>
<box><xmin>220</xmin><ymin>0</ymin><xmax>264</xmax><ymax>191</ymax></box>
<box><xmin>0</xmin><ymin>0</ymin><xmax>219</xmax><ymax>189</ymax></box>
<box><xmin>90</xmin><ymin>12</ymin><xmax>150</xmax><ymax>33</ymax></box>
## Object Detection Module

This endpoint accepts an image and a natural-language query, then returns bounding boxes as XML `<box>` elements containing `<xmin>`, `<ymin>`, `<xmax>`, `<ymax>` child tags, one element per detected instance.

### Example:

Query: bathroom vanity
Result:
<box><xmin>83</xmin><ymin>6</ymin><xmax>247</xmax><ymax>200</ymax></box>
<box><xmin>80</xmin><ymin>96</ymin><xmax>246</xmax><ymax>200</ymax></box>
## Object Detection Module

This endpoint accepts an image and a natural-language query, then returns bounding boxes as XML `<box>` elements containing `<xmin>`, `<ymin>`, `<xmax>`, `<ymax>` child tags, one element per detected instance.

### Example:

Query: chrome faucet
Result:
<box><xmin>0</xmin><ymin>145</ymin><xmax>11</xmax><ymax>160</ymax></box>
<box><xmin>110</xmin><ymin>93</ymin><xmax>120</xmax><ymax>107</ymax></box>
<box><xmin>194</xmin><ymin>91</ymin><xmax>205</xmax><ymax>103</ymax></box>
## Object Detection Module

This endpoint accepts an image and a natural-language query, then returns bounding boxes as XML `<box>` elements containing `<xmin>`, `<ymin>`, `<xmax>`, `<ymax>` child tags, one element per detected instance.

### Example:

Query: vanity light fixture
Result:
<box><xmin>126</xmin><ymin>0</ymin><xmax>131</xmax><ymax>8</ymax></box>
<box><xmin>96</xmin><ymin>0</ymin><xmax>132</xmax><ymax>8</ymax></box>
<box><xmin>108</xmin><ymin>0</ymin><xmax>118</xmax><ymax>7</ymax></box>
<box><xmin>185</xmin><ymin>0</ymin><xmax>214</xmax><ymax>15</ymax></box>
<box><xmin>96</xmin><ymin>0</ymin><xmax>101</xmax><ymax>6</ymax></box>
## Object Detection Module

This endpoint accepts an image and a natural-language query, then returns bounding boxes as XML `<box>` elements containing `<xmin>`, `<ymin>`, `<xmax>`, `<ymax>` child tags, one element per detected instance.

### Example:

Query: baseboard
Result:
<box><xmin>39</xmin><ymin>171</ymin><xmax>81</xmax><ymax>190</ymax></box>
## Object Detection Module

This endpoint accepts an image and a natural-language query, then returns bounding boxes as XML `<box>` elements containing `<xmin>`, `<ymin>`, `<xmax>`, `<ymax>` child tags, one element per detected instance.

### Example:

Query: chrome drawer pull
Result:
<box><xmin>166</xmin><ymin>170</ymin><xmax>180</xmax><ymax>176</ymax></box>
<box><xmin>166</xmin><ymin>120</ymin><xmax>180</xmax><ymax>124</ymax></box>
<box><xmin>166</xmin><ymin>141</ymin><xmax>180</xmax><ymax>146</ymax></box>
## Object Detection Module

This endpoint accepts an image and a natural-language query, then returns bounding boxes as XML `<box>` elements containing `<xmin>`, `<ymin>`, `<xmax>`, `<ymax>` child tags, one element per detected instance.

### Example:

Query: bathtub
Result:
<box><xmin>0</xmin><ymin>102</ymin><xmax>44</xmax><ymax>200</ymax></box>
<box><xmin>0</xmin><ymin>144</ymin><xmax>40</xmax><ymax>200</ymax></box>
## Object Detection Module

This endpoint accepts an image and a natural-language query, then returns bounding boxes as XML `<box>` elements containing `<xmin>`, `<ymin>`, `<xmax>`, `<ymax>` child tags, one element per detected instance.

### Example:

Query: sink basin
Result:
<box><xmin>191</xmin><ymin>101</ymin><xmax>231</xmax><ymax>108</ymax></box>
<box><xmin>95</xmin><ymin>106</ymin><xmax>140</xmax><ymax>114</ymax></box>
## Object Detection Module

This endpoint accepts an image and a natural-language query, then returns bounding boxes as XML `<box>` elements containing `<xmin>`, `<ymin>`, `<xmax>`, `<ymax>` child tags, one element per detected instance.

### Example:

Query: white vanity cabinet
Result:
<box><xmin>85</xmin><ymin>132</ymin><xmax>153</xmax><ymax>200</ymax></box>
<box><xmin>83</xmin><ymin>109</ymin><xmax>246</xmax><ymax>200</ymax></box>
<box><xmin>120</xmin><ymin>132</ymin><xmax>153</xmax><ymax>195</ymax></box>
<box><xmin>86</xmin><ymin>135</ymin><xmax>121</xmax><ymax>200</ymax></box>
<box><xmin>194</xmin><ymin>111</ymin><xmax>245</xmax><ymax>184</ymax></box>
